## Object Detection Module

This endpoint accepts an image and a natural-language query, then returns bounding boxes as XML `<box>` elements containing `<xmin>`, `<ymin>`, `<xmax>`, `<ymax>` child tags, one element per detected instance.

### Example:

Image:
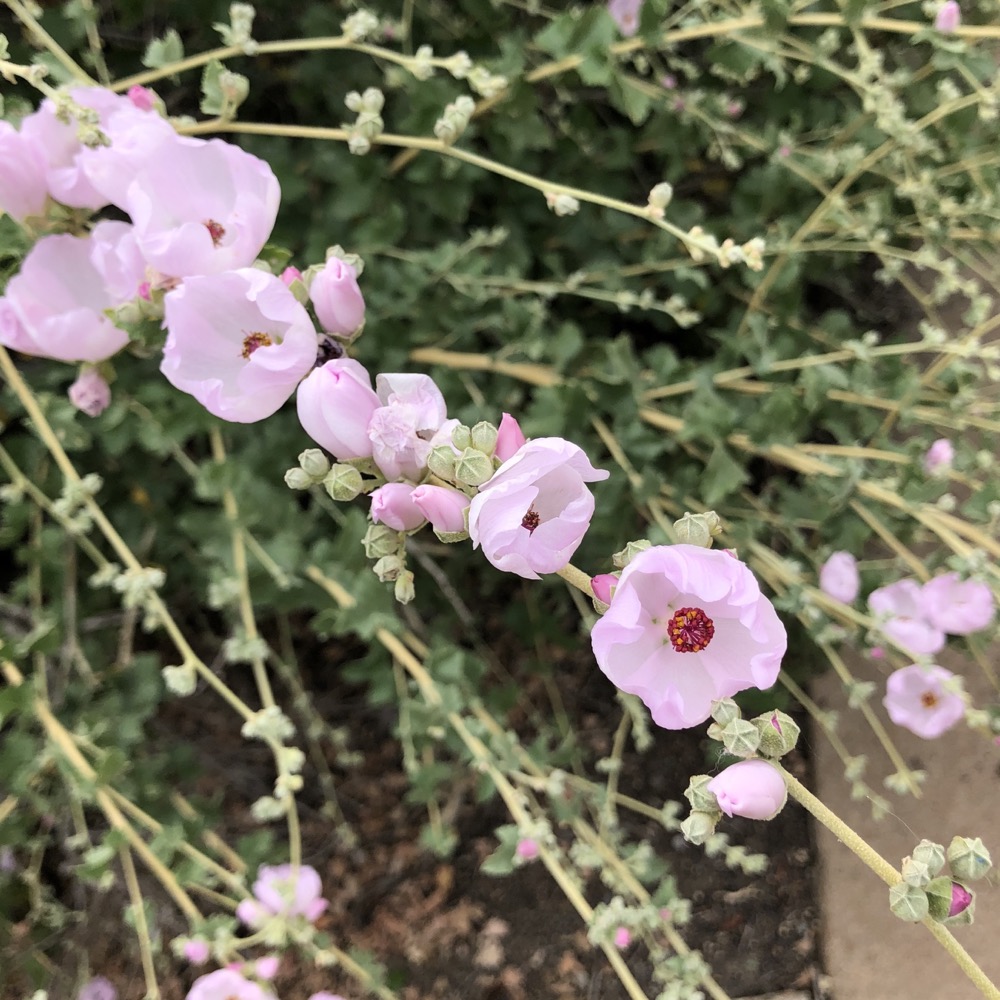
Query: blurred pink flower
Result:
<box><xmin>515</xmin><ymin>838</ymin><xmax>539</xmax><ymax>860</ymax></box>
<box><xmin>89</xmin><ymin>220</ymin><xmax>149</xmax><ymax>304</ymax></box>
<box><xmin>161</xmin><ymin>269</ymin><xmax>317</xmax><ymax>423</ymax></box>
<box><xmin>68</xmin><ymin>369</ymin><xmax>111</xmax><ymax>417</ymax></box>
<box><xmin>494</xmin><ymin>412</ymin><xmax>526</xmax><ymax>462</ymax></box>
<box><xmin>410</xmin><ymin>484</ymin><xmax>470</xmax><ymax>533</ymax></box>
<box><xmin>883</xmin><ymin>664</ymin><xmax>964</xmax><ymax>739</ymax></box>
<box><xmin>0</xmin><ymin>122</ymin><xmax>48</xmax><ymax>222</ymax></box>
<box><xmin>819</xmin><ymin>551</ymin><xmax>860</xmax><ymax>604</ymax></box>
<box><xmin>934</xmin><ymin>0</ymin><xmax>960</xmax><ymax>32</ymax></box>
<box><xmin>77</xmin><ymin>977</ymin><xmax>117</xmax><ymax>1000</ymax></box>
<box><xmin>310</xmin><ymin>258</ymin><xmax>365</xmax><ymax>336</ymax></box>
<box><xmin>923</xmin><ymin>438</ymin><xmax>954</xmax><ymax>476</ymax></box>
<box><xmin>186</xmin><ymin>969</ymin><xmax>276</xmax><ymax>1000</ymax></box>
<box><xmin>591</xmin><ymin>544</ymin><xmax>786</xmax><ymax>729</ymax></box>
<box><xmin>0</xmin><ymin>234</ymin><xmax>130</xmax><ymax>362</ymax></box>
<box><xmin>370</xmin><ymin>482</ymin><xmax>426</xmax><ymax>531</ymax></box>
<box><xmin>608</xmin><ymin>0</ymin><xmax>643</xmax><ymax>36</ymax></box>
<box><xmin>236</xmin><ymin>863</ymin><xmax>329</xmax><ymax>929</ymax></box>
<box><xmin>308</xmin><ymin>995</ymin><xmax>346</xmax><ymax>1000</ymax></box>
<box><xmin>468</xmin><ymin>438</ymin><xmax>609</xmax><ymax>579</ymax></box>
<box><xmin>368</xmin><ymin>373</ymin><xmax>450</xmax><ymax>482</ymax></box>
<box><xmin>707</xmin><ymin>759</ymin><xmax>787</xmax><ymax>820</ymax></box>
<box><xmin>613</xmin><ymin>926</ymin><xmax>632</xmax><ymax>948</ymax></box>
<box><xmin>868</xmin><ymin>579</ymin><xmax>945</xmax><ymax>655</ymax></box>
<box><xmin>921</xmin><ymin>573</ymin><xmax>995</xmax><ymax>636</ymax></box>
<box><xmin>254</xmin><ymin>956</ymin><xmax>280</xmax><ymax>980</ymax></box>
<box><xmin>182</xmin><ymin>938</ymin><xmax>211</xmax><ymax>964</ymax></box>
<box><xmin>126</xmin><ymin>85</ymin><xmax>157</xmax><ymax>111</ymax></box>
<box><xmin>296</xmin><ymin>358</ymin><xmax>380</xmax><ymax>458</ymax></box>
<box><xmin>125</xmin><ymin>137</ymin><xmax>280</xmax><ymax>277</ymax></box>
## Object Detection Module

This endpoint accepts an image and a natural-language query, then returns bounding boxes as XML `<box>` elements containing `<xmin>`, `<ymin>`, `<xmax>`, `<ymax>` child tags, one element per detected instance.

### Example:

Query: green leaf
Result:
<box><xmin>142</xmin><ymin>29</ymin><xmax>183</xmax><ymax>71</ymax></box>
<box><xmin>700</xmin><ymin>444</ymin><xmax>749</xmax><ymax>505</ymax></box>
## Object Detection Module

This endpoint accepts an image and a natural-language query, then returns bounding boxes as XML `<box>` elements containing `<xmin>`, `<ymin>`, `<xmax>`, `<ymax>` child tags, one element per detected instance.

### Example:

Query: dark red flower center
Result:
<box><xmin>521</xmin><ymin>507</ymin><xmax>540</xmax><ymax>534</ymax></box>
<box><xmin>241</xmin><ymin>331</ymin><xmax>273</xmax><ymax>359</ymax></box>
<box><xmin>921</xmin><ymin>691</ymin><xmax>939</xmax><ymax>708</ymax></box>
<box><xmin>667</xmin><ymin>606</ymin><xmax>715</xmax><ymax>653</ymax></box>
<box><xmin>204</xmin><ymin>218</ymin><xmax>226</xmax><ymax>246</ymax></box>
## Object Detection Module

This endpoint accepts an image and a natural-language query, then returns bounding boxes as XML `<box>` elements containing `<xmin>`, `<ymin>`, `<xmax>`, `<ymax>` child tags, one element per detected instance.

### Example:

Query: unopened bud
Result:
<box><xmin>612</xmin><ymin>539</ymin><xmax>651</xmax><ymax>569</ymax></box>
<box><xmin>684</xmin><ymin>774</ymin><xmax>721</xmax><ymax>813</ymax></box>
<box><xmin>889</xmin><ymin>881</ymin><xmax>929</xmax><ymax>923</ymax></box>
<box><xmin>710</xmin><ymin>698</ymin><xmax>741</xmax><ymax>725</ymax></box>
<box><xmin>901</xmin><ymin>855</ymin><xmax>933</xmax><ymax>888</ymax></box>
<box><xmin>453</xmin><ymin>448</ymin><xmax>495</xmax><ymax>487</ymax></box>
<box><xmin>947</xmin><ymin>836</ymin><xmax>992</xmax><ymax>881</ymax></box>
<box><xmin>720</xmin><ymin>719</ymin><xmax>761</xmax><ymax>758</ymax></box>
<box><xmin>911</xmin><ymin>839</ymin><xmax>946</xmax><ymax>877</ymax></box>
<box><xmin>373</xmin><ymin>554</ymin><xmax>404</xmax><ymax>582</ymax></box>
<box><xmin>427</xmin><ymin>445</ymin><xmax>457</xmax><ymax>480</ymax></box>
<box><xmin>751</xmin><ymin>710</ymin><xmax>800</xmax><ymax>758</ymax></box>
<box><xmin>323</xmin><ymin>464</ymin><xmax>363</xmax><ymax>501</ymax></box>
<box><xmin>284</xmin><ymin>467</ymin><xmax>313</xmax><ymax>491</ymax></box>
<box><xmin>394</xmin><ymin>570</ymin><xmax>415</xmax><ymax>604</ymax></box>
<box><xmin>298</xmin><ymin>449</ymin><xmax>330</xmax><ymax>480</ymax></box>
<box><xmin>362</xmin><ymin>524</ymin><xmax>399</xmax><ymax>559</ymax></box>
<box><xmin>680</xmin><ymin>810</ymin><xmax>717</xmax><ymax>846</ymax></box>
<box><xmin>672</xmin><ymin>511</ymin><xmax>720</xmax><ymax>547</ymax></box>
<box><xmin>163</xmin><ymin>663</ymin><xmax>197</xmax><ymax>696</ymax></box>
<box><xmin>470</xmin><ymin>421</ymin><xmax>498</xmax><ymax>455</ymax></box>
<box><xmin>648</xmin><ymin>182</ymin><xmax>673</xmax><ymax>211</ymax></box>
<box><xmin>451</xmin><ymin>424</ymin><xmax>472</xmax><ymax>450</ymax></box>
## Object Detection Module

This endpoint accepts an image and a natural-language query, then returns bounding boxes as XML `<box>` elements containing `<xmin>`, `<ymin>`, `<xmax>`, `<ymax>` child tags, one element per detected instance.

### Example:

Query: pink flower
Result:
<box><xmin>89</xmin><ymin>220</ymin><xmax>149</xmax><ymax>304</ymax></box>
<box><xmin>591</xmin><ymin>573</ymin><xmax>619</xmax><ymax>604</ymax></box>
<box><xmin>77</xmin><ymin>977</ymin><xmax>117</xmax><ymax>1000</ymax></box>
<box><xmin>127</xmin><ymin>85</ymin><xmax>157</xmax><ymax>111</ymax></box>
<box><xmin>125</xmin><ymin>138</ymin><xmax>280</xmax><ymax>278</ymax></box>
<box><xmin>707</xmin><ymin>759</ymin><xmax>787</xmax><ymax>820</ymax></box>
<box><xmin>368</xmin><ymin>373</ymin><xmax>450</xmax><ymax>482</ymax></box>
<box><xmin>0</xmin><ymin>122</ymin><xmax>48</xmax><ymax>222</ymax></box>
<box><xmin>819</xmin><ymin>551</ymin><xmax>859</xmax><ymax>604</ymax></box>
<box><xmin>608</xmin><ymin>0</ymin><xmax>643</xmax><ymax>36</ymax></box>
<box><xmin>591</xmin><ymin>545</ymin><xmax>786</xmax><ymax>729</ymax></box>
<box><xmin>410</xmin><ymin>484</ymin><xmax>470</xmax><ymax>533</ymax></box>
<box><xmin>0</xmin><ymin>234</ymin><xmax>130</xmax><ymax>362</ymax></box>
<box><xmin>613</xmin><ymin>927</ymin><xmax>632</xmax><ymax>949</ymax></box>
<box><xmin>494</xmin><ymin>412</ymin><xmax>527</xmax><ymax>462</ymax></box>
<box><xmin>68</xmin><ymin>369</ymin><xmax>111</xmax><ymax>417</ymax></box>
<box><xmin>370</xmin><ymin>483</ymin><xmax>426</xmax><ymax>531</ymax></box>
<box><xmin>468</xmin><ymin>438</ymin><xmax>609</xmax><ymax>580</ymax></box>
<box><xmin>186</xmin><ymin>969</ymin><xmax>276</xmax><ymax>1000</ymax></box>
<box><xmin>161</xmin><ymin>269</ymin><xmax>317</xmax><ymax>423</ymax></box>
<box><xmin>235</xmin><ymin>863</ymin><xmax>329</xmax><ymax>929</ymax></box>
<box><xmin>934</xmin><ymin>1</ymin><xmax>960</xmax><ymax>32</ymax></box>
<box><xmin>921</xmin><ymin>573</ymin><xmax>995</xmax><ymax>636</ymax></box>
<box><xmin>296</xmin><ymin>358</ymin><xmax>380</xmax><ymax>458</ymax></box>
<box><xmin>883</xmin><ymin>664</ymin><xmax>965</xmax><ymax>739</ymax></box>
<box><xmin>254</xmin><ymin>956</ymin><xmax>280</xmax><ymax>980</ymax></box>
<box><xmin>515</xmin><ymin>838</ymin><xmax>539</xmax><ymax>860</ymax></box>
<box><xmin>310</xmin><ymin>258</ymin><xmax>366</xmax><ymax>336</ymax></box>
<box><xmin>280</xmin><ymin>266</ymin><xmax>302</xmax><ymax>286</ymax></box>
<box><xmin>182</xmin><ymin>938</ymin><xmax>211</xmax><ymax>964</ymax></box>
<box><xmin>949</xmin><ymin>882</ymin><xmax>973</xmax><ymax>917</ymax></box>
<box><xmin>868</xmin><ymin>579</ymin><xmax>945</xmax><ymax>656</ymax></box>
<box><xmin>923</xmin><ymin>438</ymin><xmax>954</xmax><ymax>476</ymax></box>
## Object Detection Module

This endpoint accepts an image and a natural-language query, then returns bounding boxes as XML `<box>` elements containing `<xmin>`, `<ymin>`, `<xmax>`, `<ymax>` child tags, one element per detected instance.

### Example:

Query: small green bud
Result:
<box><xmin>888</xmin><ymin>881</ymin><xmax>929</xmax><ymax>922</ymax></box>
<box><xmin>394</xmin><ymin>570</ymin><xmax>415</xmax><ymax>604</ymax></box>
<box><xmin>925</xmin><ymin>876</ymin><xmax>956</xmax><ymax>921</ymax></box>
<box><xmin>451</xmin><ymin>424</ymin><xmax>473</xmax><ymax>450</ymax></box>
<box><xmin>684</xmin><ymin>774</ymin><xmax>721</xmax><ymax>813</ymax></box>
<box><xmin>373</xmin><ymin>554</ymin><xmax>404</xmax><ymax>582</ymax></box>
<box><xmin>298</xmin><ymin>448</ymin><xmax>330</xmax><ymax>480</ymax></box>
<box><xmin>284</xmin><ymin>467</ymin><xmax>313</xmax><ymax>491</ymax></box>
<box><xmin>901</xmin><ymin>856</ymin><xmax>933</xmax><ymax>889</ymax></box>
<box><xmin>680</xmin><ymin>811</ymin><xmax>717</xmax><ymax>846</ymax></box>
<box><xmin>720</xmin><ymin>719</ymin><xmax>761</xmax><ymax>758</ymax></box>
<box><xmin>947</xmin><ymin>836</ymin><xmax>992</xmax><ymax>881</ymax></box>
<box><xmin>672</xmin><ymin>512</ymin><xmax>716</xmax><ymax>547</ymax></box>
<box><xmin>323</xmin><ymin>463</ymin><xmax>363</xmax><ymax>501</ymax></box>
<box><xmin>426</xmin><ymin>444</ymin><xmax>457</xmax><ymax>480</ymax></box>
<box><xmin>648</xmin><ymin>181</ymin><xmax>674</xmax><ymax>211</ymax></box>
<box><xmin>362</xmin><ymin>524</ymin><xmax>399</xmax><ymax>559</ymax></box>
<box><xmin>612</xmin><ymin>539</ymin><xmax>651</xmax><ymax>569</ymax></box>
<box><xmin>162</xmin><ymin>663</ymin><xmax>197</xmax><ymax>696</ymax></box>
<box><xmin>911</xmin><ymin>839</ymin><xmax>946</xmax><ymax>877</ymax></box>
<box><xmin>470</xmin><ymin>421</ymin><xmax>498</xmax><ymax>455</ymax></box>
<box><xmin>710</xmin><ymin>698</ymin><xmax>741</xmax><ymax>725</ymax></box>
<box><xmin>751</xmin><ymin>710</ymin><xmax>801</xmax><ymax>758</ymax></box>
<box><xmin>453</xmin><ymin>448</ymin><xmax>495</xmax><ymax>487</ymax></box>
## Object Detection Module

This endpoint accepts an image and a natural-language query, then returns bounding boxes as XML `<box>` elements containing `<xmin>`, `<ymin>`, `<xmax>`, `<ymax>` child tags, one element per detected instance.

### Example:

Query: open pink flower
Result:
<box><xmin>89</xmin><ymin>220</ymin><xmax>149</xmax><ymax>304</ymax></box>
<box><xmin>468</xmin><ymin>438</ymin><xmax>609</xmax><ymax>579</ymax></box>
<box><xmin>591</xmin><ymin>545</ymin><xmax>786</xmax><ymax>729</ymax></box>
<box><xmin>367</xmin><ymin>373</ymin><xmax>450</xmax><ymax>482</ymax></box>
<box><xmin>186</xmin><ymin>969</ymin><xmax>276</xmax><ymax>1000</ymax></box>
<box><xmin>0</xmin><ymin>122</ymin><xmax>48</xmax><ymax>222</ymax></box>
<box><xmin>868</xmin><ymin>579</ymin><xmax>945</xmax><ymax>656</ymax></box>
<box><xmin>819</xmin><ymin>551</ymin><xmax>859</xmax><ymax>604</ymax></box>
<box><xmin>883</xmin><ymin>664</ymin><xmax>964</xmax><ymax>739</ymax></box>
<box><xmin>235</xmin><ymin>863</ymin><xmax>328</xmax><ymax>929</ymax></box>
<box><xmin>707</xmin><ymin>759</ymin><xmax>787</xmax><ymax>820</ymax></box>
<box><xmin>296</xmin><ymin>358</ymin><xmax>380</xmax><ymax>458</ymax></box>
<box><xmin>921</xmin><ymin>573</ymin><xmax>994</xmax><ymax>636</ymax></box>
<box><xmin>161</xmin><ymin>269</ymin><xmax>317</xmax><ymax>422</ymax></box>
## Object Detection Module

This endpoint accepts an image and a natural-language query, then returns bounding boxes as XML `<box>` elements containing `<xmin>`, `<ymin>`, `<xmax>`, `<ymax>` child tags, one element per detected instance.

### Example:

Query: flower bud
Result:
<box><xmin>911</xmin><ymin>839</ymin><xmax>946</xmax><ymax>877</ymax></box>
<box><xmin>591</xmin><ymin>573</ymin><xmax>619</xmax><ymax>605</ymax></box>
<box><xmin>362</xmin><ymin>523</ymin><xmax>400</xmax><ymax>559</ymax></box>
<box><xmin>707</xmin><ymin>759</ymin><xmax>787</xmax><ymax>820</ymax></box>
<box><xmin>947</xmin><ymin>836</ymin><xmax>992</xmax><ymax>881</ymax></box>
<box><xmin>672</xmin><ymin>512</ymin><xmax>713</xmax><ymax>547</ymax></box>
<box><xmin>451</xmin><ymin>424</ymin><xmax>473</xmax><ymax>450</ymax></box>
<box><xmin>680</xmin><ymin>810</ymin><xmax>717</xmax><ymax>845</ymax></box>
<box><xmin>751</xmin><ymin>710</ymin><xmax>800</xmax><ymax>758</ymax></box>
<box><xmin>394</xmin><ymin>569</ymin><xmax>416</xmax><ymax>604</ymax></box>
<box><xmin>323</xmin><ymin>464</ymin><xmax>364</xmax><ymax>502</ymax></box>
<box><xmin>710</xmin><ymin>698</ymin><xmax>741</xmax><ymax>725</ymax></box>
<box><xmin>934</xmin><ymin>0</ymin><xmax>960</xmax><ymax>33</ymax></box>
<box><xmin>720</xmin><ymin>719</ymin><xmax>761</xmax><ymax>758</ymax></box>
<box><xmin>684</xmin><ymin>774</ymin><xmax>722</xmax><ymax>814</ymax></box>
<box><xmin>648</xmin><ymin>181</ymin><xmax>674</xmax><ymax>210</ymax></box>
<box><xmin>410</xmin><ymin>484</ymin><xmax>470</xmax><ymax>534</ymax></box>
<box><xmin>370</xmin><ymin>483</ymin><xmax>426</xmax><ymax>531</ymax></box>
<box><xmin>454</xmin><ymin>447</ymin><xmax>495</xmax><ymax>487</ymax></box>
<box><xmin>298</xmin><ymin>448</ymin><xmax>331</xmax><ymax>480</ymax></box>
<box><xmin>68</xmin><ymin>369</ymin><xmax>112</xmax><ymax>417</ymax></box>
<box><xmin>284</xmin><ymin>467</ymin><xmax>314</xmax><ymax>491</ymax></box>
<box><xmin>163</xmin><ymin>663</ymin><xmax>197</xmax><ymax>696</ymax></box>
<box><xmin>515</xmin><ymin>838</ymin><xmax>539</xmax><ymax>861</ymax></box>
<box><xmin>470</xmin><ymin>421</ymin><xmax>498</xmax><ymax>455</ymax></box>
<box><xmin>296</xmin><ymin>359</ymin><xmax>379</xmax><ymax>460</ymax></box>
<box><xmin>611</xmin><ymin>539</ymin><xmax>651</xmax><ymax>569</ymax></box>
<box><xmin>925</xmin><ymin>876</ymin><xmax>962</xmax><ymax>921</ymax></box>
<box><xmin>495</xmin><ymin>412</ymin><xmax>527</xmax><ymax>461</ymax></box>
<box><xmin>427</xmin><ymin>444</ymin><xmax>457</xmax><ymax>480</ymax></box>
<box><xmin>309</xmin><ymin>257</ymin><xmax>365</xmax><ymax>336</ymax></box>
<box><xmin>373</xmin><ymin>554</ymin><xmax>404</xmax><ymax>582</ymax></box>
<box><xmin>945</xmin><ymin>882</ymin><xmax>975</xmax><ymax>923</ymax></box>
<box><xmin>889</xmin><ymin>881</ymin><xmax>929</xmax><ymax>922</ymax></box>
<box><xmin>901</xmin><ymin>855</ymin><xmax>933</xmax><ymax>889</ymax></box>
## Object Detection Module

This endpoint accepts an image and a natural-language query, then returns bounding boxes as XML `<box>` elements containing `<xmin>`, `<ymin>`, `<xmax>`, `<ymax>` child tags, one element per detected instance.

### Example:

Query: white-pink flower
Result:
<box><xmin>883</xmin><ymin>664</ymin><xmax>964</xmax><ymax>739</ymax></box>
<box><xmin>0</xmin><ymin>122</ymin><xmax>48</xmax><ymax>222</ymax></box>
<box><xmin>868</xmin><ymin>579</ymin><xmax>945</xmax><ymax>655</ymax></box>
<box><xmin>923</xmin><ymin>438</ymin><xmax>954</xmax><ymax>476</ymax></box>
<box><xmin>125</xmin><ymin>138</ymin><xmax>280</xmax><ymax>278</ymax></box>
<box><xmin>185</xmin><ymin>969</ymin><xmax>276</xmax><ymax>1000</ymax></box>
<box><xmin>367</xmin><ymin>373</ymin><xmax>450</xmax><ymax>482</ymax></box>
<box><xmin>161</xmin><ymin>269</ymin><xmax>317</xmax><ymax>423</ymax></box>
<box><xmin>310</xmin><ymin>257</ymin><xmax>366</xmax><ymax>336</ymax></box>
<box><xmin>591</xmin><ymin>544</ymin><xmax>786</xmax><ymax>729</ymax></box>
<box><xmin>296</xmin><ymin>358</ymin><xmax>380</xmax><ymax>458</ymax></box>
<box><xmin>0</xmin><ymin>234</ymin><xmax>130</xmax><ymax>362</ymax></box>
<box><xmin>819</xmin><ymin>551</ymin><xmax>860</xmax><ymax>604</ymax></box>
<box><xmin>235</xmin><ymin>863</ymin><xmax>329</xmax><ymax>929</ymax></box>
<box><xmin>608</xmin><ymin>0</ymin><xmax>643</xmax><ymax>36</ymax></box>
<box><xmin>707</xmin><ymin>759</ymin><xmax>787</xmax><ymax>820</ymax></box>
<box><xmin>89</xmin><ymin>220</ymin><xmax>149</xmax><ymax>304</ymax></box>
<box><xmin>468</xmin><ymin>438</ymin><xmax>609</xmax><ymax>580</ymax></box>
<box><xmin>921</xmin><ymin>573</ymin><xmax>995</xmax><ymax>636</ymax></box>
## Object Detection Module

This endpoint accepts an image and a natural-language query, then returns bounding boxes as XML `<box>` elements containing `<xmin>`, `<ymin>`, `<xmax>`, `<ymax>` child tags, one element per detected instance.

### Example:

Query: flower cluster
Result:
<box><xmin>0</xmin><ymin>84</ymin><xmax>366</xmax><ymax>421</ymax></box>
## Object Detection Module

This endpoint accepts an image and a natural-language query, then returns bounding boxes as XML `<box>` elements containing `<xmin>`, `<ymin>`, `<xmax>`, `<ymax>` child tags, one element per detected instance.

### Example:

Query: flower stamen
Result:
<box><xmin>521</xmin><ymin>506</ymin><xmax>541</xmax><ymax>534</ymax></box>
<box><xmin>921</xmin><ymin>691</ymin><xmax>939</xmax><ymax>708</ymax></box>
<box><xmin>241</xmin><ymin>331</ymin><xmax>273</xmax><ymax>359</ymax></box>
<box><xmin>667</xmin><ymin>606</ymin><xmax>715</xmax><ymax>653</ymax></box>
<box><xmin>204</xmin><ymin>218</ymin><xmax>226</xmax><ymax>246</ymax></box>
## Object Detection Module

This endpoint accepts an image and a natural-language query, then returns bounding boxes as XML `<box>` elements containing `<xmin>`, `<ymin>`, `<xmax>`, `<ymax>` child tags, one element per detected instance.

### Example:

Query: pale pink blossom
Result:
<box><xmin>921</xmin><ymin>573</ymin><xmax>995</xmax><ymax>636</ymax></box>
<box><xmin>125</xmin><ymin>138</ymin><xmax>280</xmax><ymax>278</ymax></box>
<box><xmin>254</xmin><ymin>956</ymin><xmax>280</xmax><ymax>980</ymax></box>
<box><xmin>0</xmin><ymin>122</ymin><xmax>49</xmax><ymax>222</ymax></box>
<box><xmin>182</xmin><ymin>938</ymin><xmax>211</xmax><ymax>964</ymax></box>
<box><xmin>368</xmin><ymin>373</ymin><xmax>449</xmax><ymax>482</ymax></box>
<box><xmin>591</xmin><ymin>573</ymin><xmax>619</xmax><ymax>604</ymax></box>
<box><xmin>410</xmin><ymin>484</ymin><xmax>470</xmax><ymax>533</ymax></box>
<box><xmin>0</xmin><ymin>234</ymin><xmax>130</xmax><ymax>362</ymax></box>
<box><xmin>89</xmin><ymin>220</ymin><xmax>149</xmax><ymax>304</ymax></box>
<box><xmin>883</xmin><ymin>664</ymin><xmax>964</xmax><ymax>739</ymax></box>
<box><xmin>515</xmin><ymin>838</ymin><xmax>539</xmax><ymax>860</ymax></box>
<box><xmin>468</xmin><ymin>438</ymin><xmax>609</xmax><ymax>579</ymax></box>
<box><xmin>819</xmin><ymin>551</ymin><xmax>860</xmax><ymax>604</ymax></box>
<box><xmin>161</xmin><ymin>269</ymin><xmax>317</xmax><ymax>423</ymax></box>
<box><xmin>235</xmin><ymin>863</ymin><xmax>329</xmax><ymax>929</ymax></box>
<box><xmin>868</xmin><ymin>579</ymin><xmax>945</xmax><ymax>655</ymax></box>
<box><xmin>310</xmin><ymin>258</ymin><xmax>365</xmax><ymax>336</ymax></box>
<box><xmin>68</xmin><ymin>369</ymin><xmax>111</xmax><ymax>417</ymax></box>
<box><xmin>608</xmin><ymin>0</ymin><xmax>643</xmax><ymax>36</ymax></box>
<box><xmin>296</xmin><ymin>358</ymin><xmax>380</xmax><ymax>458</ymax></box>
<box><xmin>934</xmin><ymin>1</ymin><xmax>960</xmax><ymax>32</ymax></box>
<box><xmin>613</xmin><ymin>927</ymin><xmax>632</xmax><ymax>948</ymax></box>
<box><xmin>707</xmin><ymin>759</ymin><xmax>787</xmax><ymax>820</ymax></box>
<box><xmin>370</xmin><ymin>483</ymin><xmax>426</xmax><ymax>532</ymax></box>
<box><xmin>494</xmin><ymin>412</ymin><xmax>526</xmax><ymax>462</ymax></box>
<box><xmin>186</xmin><ymin>969</ymin><xmax>276</xmax><ymax>1000</ymax></box>
<box><xmin>923</xmin><ymin>438</ymin><xmax>954</xmax><ymax>476</ymax></box>
<box><xmin>591</xmin><ymin>544</ymin><xmax>786</xmax><ymax>729</ymax></box>
<box><xmin>77</xmin><ymin>977</ymin><xmax>117</xmax><ymax>1000</ymax></box>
